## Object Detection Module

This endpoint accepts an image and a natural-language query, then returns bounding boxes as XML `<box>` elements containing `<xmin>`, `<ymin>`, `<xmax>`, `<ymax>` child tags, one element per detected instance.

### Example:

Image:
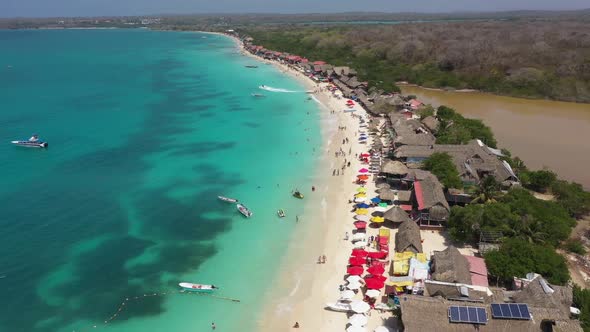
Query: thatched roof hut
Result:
<box><xmin>431</xmin><ymin>246</ymin><xmax>471</xmax><ymax>284</ymax></box>
<box><xmin>415</xmin><ymin>177</ymin><xmax>451</xmax><ymax>221</ymax></box>
<box><xmin>395</xmin><ymin>220</ymin><xmax>422</xmax><ymax>253</ymax></box>
<box><xmin>512</xmin><ymin>276</ymin><xmax>573</xmax><ymax>316</ymax></box>
<box><xmin>399</xmin><ymin>295</ymin><xmax>582</xmax><ymax>332</ymax></box>
<box><xmin>381</xmin><ymin>160</ymin><xmax>408</xmax><ymax>175</ymax></box>
<box><xmin>396</xmin><ymin>190</ymin><xmax>412</xmax><ymax>202</ymax></box>
<box><xmin>384</xmin><ymin>206</ymin><xmax>412</xmax><ymax>223</ymax></box>
<box><xmin>422</xmin><ymin>116</ymin><xmax>440</xmax><ymax>133</ymax></box>
<box><xmin>379</xmin><ymin>189</ymin><xmax>397</xmax><ymax>201</ymax></box>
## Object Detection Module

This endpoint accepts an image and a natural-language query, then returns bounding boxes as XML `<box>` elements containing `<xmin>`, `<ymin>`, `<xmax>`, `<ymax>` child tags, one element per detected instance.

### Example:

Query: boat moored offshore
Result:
<box><xmin>11</xmin><ymin>134</ymin><xmax>48</xmax><ymax>148</ymax></box>
<box><xmin>237</xmin><ymin>203</ymin><xmax>253</xmax><ymax>218</ymax></box>
<box><xmin>179</xmin><ymin>282</ymin><xmax>218</xmax><ymax>293</ymax></box>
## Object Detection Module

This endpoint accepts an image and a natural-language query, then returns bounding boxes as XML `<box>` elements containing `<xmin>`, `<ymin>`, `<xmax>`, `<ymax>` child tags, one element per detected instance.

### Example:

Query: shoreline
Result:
<box><xmin>211</xmin><ymin>32</ymin><xmax>393</xmax><ymax>331</ymax></box>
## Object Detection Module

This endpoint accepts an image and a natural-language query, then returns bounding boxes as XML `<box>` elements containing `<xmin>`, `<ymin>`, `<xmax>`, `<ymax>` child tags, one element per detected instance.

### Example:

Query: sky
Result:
<box><xmin>1</xmin><ymin>0</ymin><xmax>589</xmax><ymax>18</ymax></box>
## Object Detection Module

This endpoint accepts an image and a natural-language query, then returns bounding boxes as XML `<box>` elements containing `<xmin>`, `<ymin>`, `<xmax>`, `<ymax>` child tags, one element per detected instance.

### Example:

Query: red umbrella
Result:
<box><xmin>349</xmin><ymin>256</ymin><xmax>367</xmax><ymax>265</ymax></box>
<box><xmin>368</xmin><ymin>265</ymin><xmax>385</xmax><ymax>275</ymax></box>
<box><xmin>347</xmin><ymin>266</ymin><xmax>364</xmax><ymax>275</ymax></box>
<box><xmin>360</xmin><ymin>153</ymin><xmax>370</xmax><ymax>157</ymax></box>
<box><xmin>367</xmin><ymin>251</ymin><xmax>387</xmax><ymax>259</ymax></box>
<box><xmin>354</xmin><ymin>221</ymin><xmax>367</xmax><ymax>229</ymax></box>
<box><xmin>351</xmin><ymin>249</ymin><xmax>368</xmax><ymax>257</ymax></box>
<box><xmin>364</xmin><ymin>278</ymin><xmax>385</xmax><ymax>289</ymax></box>
<box><xmin>371</xmin><ymin>274</ymin><xmax>388</xmax><ymax>282</ymax></box>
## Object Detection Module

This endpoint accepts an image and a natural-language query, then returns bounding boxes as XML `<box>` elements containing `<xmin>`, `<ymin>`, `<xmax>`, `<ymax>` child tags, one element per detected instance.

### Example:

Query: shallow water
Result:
<box><xmin>0</xmin><ymin>29</ymin><xmax>321</xmax><ymax>332</ymax></box>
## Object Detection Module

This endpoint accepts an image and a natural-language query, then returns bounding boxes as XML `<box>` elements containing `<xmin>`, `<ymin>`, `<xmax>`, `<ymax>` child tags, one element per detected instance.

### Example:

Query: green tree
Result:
<box><xmin>448</xmin><ymin>204</ymin><xmax>484</xmax><ymax>243</ymax></box>
<box><xmin>521</xmin><ymin>169</ymin><xmax>557</xmax><ymax>193</ymax></box>
<box><xmin>485</xmin><ymin>238</ymin><xmax>570</xmax><ymax>286</ymax></box>
<box><xmin>573</xmin><ymin>286</ymin><xmax>590</xmax><ymax>331</ymax></box>
<box><xmin>551</xmin><ymin>180</ymin><xmax>590</xmax><ymax>218</ymax></box>
<box><xmin>422</xmin><ymin>152</ymin><xmax>463</xmax><ymax>189</ymax></box>
<box><xmin>471</xmin><ymin>176</ymin><xmax>502</xmax><ymax>204</ymax></box>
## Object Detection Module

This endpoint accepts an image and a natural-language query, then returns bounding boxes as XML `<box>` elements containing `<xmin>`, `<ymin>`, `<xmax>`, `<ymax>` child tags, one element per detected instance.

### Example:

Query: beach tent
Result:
<box><xmin>349</xmin><ymin>256</ymin><xmax>367</xmax><ymax>265</ymax></box>
<box><xmin>350</xmin><ymin>301</ymin><xmax>371</xmax><ymax>314</ymax></box>
<box><xmin>354</xmin><ymin>221</ymin><xmax>367</xmax><ymax>229</ymax></box>
<box><xmin>368</xmin><ymin>265</ymin><xmax>385</xmax><ymax>275</ymax></box>
<box><xmin>366</xmin><ymin>289</ymin><xmax>381</xmax><ymax>298</ymax></box>
<box><xmin>351</xmin><ymin>249</ymin><xmax>368</xmax><ymax>257</ymax></box>
<box><xmin>347</xmin><ymin>266</ymin><xmax>364</xmax><ymax>275</ymax></box>
<box><xmin>348</xmin><ymin>314</ymin><xmax>368</xmax><ymax>327</ymax></box>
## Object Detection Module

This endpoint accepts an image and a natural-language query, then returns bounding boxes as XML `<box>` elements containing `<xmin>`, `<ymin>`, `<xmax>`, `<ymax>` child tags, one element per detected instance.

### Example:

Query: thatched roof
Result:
<box><xmin>381</xmin><ymin>159</ymin><xmax>409</xmax><ymax>175</ymax></box>
<box><xmin>422</xmin><ymin>116</ymin><xmax>440</xmax><ymax>133</ymax></box>
<box><xmin>384</xmin><ymin>206</ymin><xmax>411</xmax><ymax>223</ymax></box>
<box><xmin>399</xmin><ymin>295</ymin><xmax>582</xmax><ymax>332</ymax></box>
<box><xmin>379</xmin><ymin>189</ymin><xmax>397</xmax><ymax>201</ymax></box>
<box><xmin>395</xmin><ymin>220</ymin><xmax>422</xmax><ymax>253</ymax></box>
<box><xmin>389</xmin><ymin>114</ymin><xmax>436</xmax><ymax>146</ymax></box>
<box><xmin>431</xmin><ymin>246</ymin><xmax>471</xmax><ymax>284</ymax></box>
<box><xmin>424</xmin><ymin>281</ymin><xmax>496</xmax><ymax>303</ymax></box>
<box><xmin>396</xmin><ymin>190</ymin><xmax>412</xmax><ymax>202</ymax></box>
<box><xmin>512</xmin><ymin>276</ymin><xmax>573</xmax><ymax>316</ymax></box>
<box><xmin>415</xmin><ymin>177</ymin><xmax>450</xmax><ymax>220</ymax></box>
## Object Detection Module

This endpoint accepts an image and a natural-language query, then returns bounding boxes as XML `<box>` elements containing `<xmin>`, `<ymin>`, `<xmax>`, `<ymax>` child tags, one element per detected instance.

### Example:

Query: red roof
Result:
<box><xmin>464</xmin><ymin>255</ymin><xmax>489</xmax><ymax>287</ymax></box>
<box><xmin>313</xmin><ymin>60</ymin><xmax>326</xmax><ymax>65</ymax></box>
<box><xmin>301</xmin><ymin>58</ymin><xmax>309</xmax><ymax>63</ymax></box>
<box><xmin>414</xmin><ymin>181</ymin><xmax>425</xmax><ymax>210</ymax></box>
<box><xmin>400</xmin><ymin>204</ymin><xmax>413</xmax><ymax>211</ymax></box>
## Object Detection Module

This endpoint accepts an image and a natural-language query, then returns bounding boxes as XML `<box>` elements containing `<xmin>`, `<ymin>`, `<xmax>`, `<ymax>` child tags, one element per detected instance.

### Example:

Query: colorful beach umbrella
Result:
<box><xmin>368</xmin><ymin>265</ymin><xmax>385</xmax><ymax>275</ymax></box>
<box><xmin>378</xmin><ymin>202</ymin><xmax>388</xmax><ymax>207</ymax></box>
<box><xmin>374</xmin><ymin>206</ymin><xmax>387</xmax><ymax>213</ymax></box>
<box><xmin>347</xmin><ymin>275</ymin><xmax>363</xmax><ymax>283</ymax></box>
<box><xmin>357</xmin><ymin>175</ymin><xmax>369</xmax><ymax>180</ymax></box>
<box><xmin>355</xmin><ymin>215</ymin><xmax>370</xmax><ymax>222</ymax></box>
<box><xmin>354</xmin><ymin>193</ymin><xmax>367</xmax><ymax>198</ymax></box>
<box><xmin>360</xmin><ymin>153</ymin><xmax>370</xmax><ymax>157</ymax></box>
<box><xmin>365</xmin><ymin>278</ymin><xmax>385</xmax><ymax>290</ymax></box>
<box><xmin>353</xmin><ymin>241</ymin><xmax>367</xmax><ymax>248</ymax></box>
<box><xmin>365</xmin><ymin>289</ymin><xmax>381</xmax><ymax>298</ymax></box>
<box><xmin>347</xmin><ymin>280</ymin><xmax>362</xmax><ymax>290</ymax></box>
<box><xmin>371</xmin><ymin>274</ymin><xmax>388</xmax><ymax>282</ymax></box>
<box><xmin>351</xmin><ymin>249</ymin><xmax>368</xmax><ymax>257</ymax></box>
<box><xmin>347</xmin><ymin>266</ymin><xmax>364</xmax><ymax>275</ymax></box>
<box><xmin>355</xmin><ymin>208</ymin><xmax>369</xmax><ymax>215</ymax></box>
<box><xmin>354</xmin><ymin>197</ymin><xmax>367</xmax><ymax>203</ymax></box>
<box><xmin>354</xmin><ymin>221</ymin><xmax>367</xmax><ymax>229</ymax></box>
<box><xmin>356</xmin><ymin>187</ymin><xmax>367</xmax><ymax>193</ymax></box>
<box><xmin>347</xmin><ymin>325</ymin><xmax>367</xmax><ymax>332</ymax></box>
<box><xmin>356</xmin><ymin>203</ymin><xmax>370</xmax><ymax>209</ymax></box>
<box><xmin>340</xmin><ymin>289</ymin><xmax>356</xmax><ymax>301</ymax></box>
<box><xmin>370</xmin><ymin>197</ymin><xmax>381</xmax><ymax>203</ymax></box>
<box><xmin>350</xmin><ymin>301</ymin><xmax>371</xmax><ymax>314</ymax></box>
<box><xmin>349</xmin><ymin>256</ymin><xmax>367</xmax><ymax>265</ymax></box>
<box><xmin>352</xmin><ymin>233</ymin><xmax>366</xmax><ymax>241</ymax></box>
<box><xmin>348</xmin><ymin>314</ymin><xmax>368</xmax><ymax>327</ymax></box>
<box><xmin>367</xmin><ymin>251</ymin><xmax>388</xmax><ymax>259</ymax></box>
<box><xmin>374</xmin><ymin>327</ymin><xmax>391</xmax><ymax>332</ymax></box>
<box><xmin>358</xmin><ymin>168</ymin><xmax>369</xmax><ymax>173</ymax></box>
<box><xmin>370</xmin><ymin>216</ymin><xmax>385</xmax><ymax>223</ymax></box>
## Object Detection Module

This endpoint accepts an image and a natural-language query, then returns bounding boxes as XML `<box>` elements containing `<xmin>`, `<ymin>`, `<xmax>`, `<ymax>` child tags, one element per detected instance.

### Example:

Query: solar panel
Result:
<box><xmin>490</xmin><ymin>303</ymin><xmax>531</xmax><ymax>320</ymax></box>
<box><xmin>448</xmin><ymin>306</ymin><xmax>488</xmax><ymax>324</ymax></box>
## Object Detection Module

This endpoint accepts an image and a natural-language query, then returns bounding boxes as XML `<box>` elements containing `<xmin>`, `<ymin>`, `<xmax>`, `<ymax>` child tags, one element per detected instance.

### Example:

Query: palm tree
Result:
<box><xmin>471</xmin><ymin>176</ymin><xmax>502</xmax><ymax>204</ymax></box>
<box><xmin>519</xmin><ymin>214</ymin><xmax>547</xmax><ymax>244</ymax></box>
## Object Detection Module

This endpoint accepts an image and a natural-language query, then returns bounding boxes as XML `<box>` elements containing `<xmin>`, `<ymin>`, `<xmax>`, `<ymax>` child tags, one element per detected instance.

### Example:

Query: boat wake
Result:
<box><xmin>258</xmin><ymin>85</ymin><xmax>301</xmax><ymax>93</ymax></box>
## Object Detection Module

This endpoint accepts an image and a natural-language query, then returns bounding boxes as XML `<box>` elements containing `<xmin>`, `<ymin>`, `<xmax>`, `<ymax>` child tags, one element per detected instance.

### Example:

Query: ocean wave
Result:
<box><xmin>258</xmin><ymin>85</ymin><xmax>301</xmax><ymax>93</ymax></box>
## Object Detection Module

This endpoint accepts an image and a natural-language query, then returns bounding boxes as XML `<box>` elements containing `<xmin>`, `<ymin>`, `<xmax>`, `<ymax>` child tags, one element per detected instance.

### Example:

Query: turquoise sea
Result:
<box><xmin>0</xmin><ymin>29</ymin><xmax>321</xmax><ymax>332</ymax></box>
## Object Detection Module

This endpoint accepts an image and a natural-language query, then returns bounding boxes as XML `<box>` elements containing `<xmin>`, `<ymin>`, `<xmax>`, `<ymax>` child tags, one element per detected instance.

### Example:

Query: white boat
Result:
<box><xmin>179</xmin><ymin>282</ymin><xmax>218</xmax><ymax>293</ymax></box>
<box><xmin>237</xmin><ymin>203</ymin><xmax>253</xmax><ymax>218</ymax></box>
<box><xmin>277</xmin><ymin>209</ymin><xmax>286</xmax><ymax>218</ymax></box>
<box><xmin>218</xmin><ymin>196</ymin><xmax>238</xmax><ymax>203</ymax></box>
<box><xmin>326</xmin><ymin>301</ymin><xmax>352</xmax><ymax>312</ymax></box>
<box><xmin>11</xmin><ymin>134</ymin><xmax>48</xmax><ymax>148</ymax></box>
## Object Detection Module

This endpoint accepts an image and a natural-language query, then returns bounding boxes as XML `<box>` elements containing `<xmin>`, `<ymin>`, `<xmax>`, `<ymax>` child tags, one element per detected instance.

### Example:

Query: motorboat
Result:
<box><xmin>11</xmin><ymin>134</ymin><xmax>48</xmax><ymax>148</ymax></box>
<box><xmin>245</xmin><ymin>65</ymin><xmax>258</xmax><ymax>68</ymax></box>
<box><xmin>179</xmin><ymin>282</ymin><xmax>218</xmax><ymax>293</ymax></box>
<box><xmin>292</xmin><ymin>190</ymin><xmax>304</xmax><ymax>199</ymax></box>
<box><xmin>326</xmin><ymin>301</ymin><xmax>352</xmax><ymax>312</ymax></box>
<box><xmin>237</xmin><ymin>203</ymin><xmax>253</xmax><ymax>218</ymax></box>
<box><xmin>277</xmin><ymin>209</ymin><xmax>286</xmax><ymax>218</ymax></box>
<box><xmin>218</xmin><ymin>196</ymin><xmax>238</xmax><ymax>203</ymax></box>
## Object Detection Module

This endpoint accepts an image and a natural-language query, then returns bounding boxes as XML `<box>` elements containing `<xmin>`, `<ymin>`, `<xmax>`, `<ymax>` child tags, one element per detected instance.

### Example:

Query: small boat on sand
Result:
<box><xmin>326</xmin><ymin>301</ymin><xmax>352</xmax><ymax>312</ymax></box>
<box><xmin>277</xmin><ymin>209</ymin><xmax>286</xmax><ymax>218</ymax></box>
<box><xmin>292</xmin><ymin>190</ymin><xmax>304</xmax><ymax>199</ymax></box>
<box><xmin>11</xmin><ymin>134</ymin><xmax>48</xmax><ymax>148</ymax></box>
<box><xmin>237</xmin><ymin>203</ymin><xmax>253</xmax><ymax>218</ymax></box>
<box><xmin>218</xmin><ymin>196</ymin><xmax>238</xmax><ymax>203</ymax></box>
<box><xmin>179</xmin><ymin>282</ymin><xmax>218</xmax><ymax>293</ymax></box>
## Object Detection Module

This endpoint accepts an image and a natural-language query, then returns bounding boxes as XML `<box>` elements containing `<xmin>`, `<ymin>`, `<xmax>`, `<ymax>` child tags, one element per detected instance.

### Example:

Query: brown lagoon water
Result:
<box><xmin>401</xmin><ymin>86</ymin><xmax>590</xmax><ymax>189</ymax></box>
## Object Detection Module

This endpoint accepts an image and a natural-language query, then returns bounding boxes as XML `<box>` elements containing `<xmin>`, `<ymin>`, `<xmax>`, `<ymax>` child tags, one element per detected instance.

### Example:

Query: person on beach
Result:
<box><xmin>312</xmin><ymin>186</ymin><xmax>315</xmax><ymax>192</ymax></box>
<box><xmin>322</xmin><ymin>255</ymin><xmax>327</xmax><ymax>264</ymax></box>
<box><xmin>317</xmin><ymin>256</ymin><xmax>322</xmax><ymax>264</ymax></box>
<box><xmin>344</xmin><ymin>232</ymin><xmax>349</xmax><ymax>240</ymax></box>
<box><xmin>293</xmin><ymin>322</ymin><xmax>300</xmax><ymax>328</ymax></box>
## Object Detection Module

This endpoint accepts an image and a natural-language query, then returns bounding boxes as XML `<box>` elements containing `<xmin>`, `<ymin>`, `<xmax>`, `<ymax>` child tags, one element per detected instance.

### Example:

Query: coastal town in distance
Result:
<box><xmin>2</xmin><ymin>3</ymin><xmax>590</xmax><ymax>332</ymax></box>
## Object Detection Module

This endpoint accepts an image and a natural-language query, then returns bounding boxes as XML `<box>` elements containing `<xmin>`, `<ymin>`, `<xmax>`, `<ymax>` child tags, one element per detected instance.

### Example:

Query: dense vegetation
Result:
<box><xmin>448</xmin><ymin>188</ymin><xmax>576</xmax><ymax>246</ymax></box>
<box><xmin>573</xmin><ymin>286</ymin><xmax>590</xmax><ymax>331</ymax></box>
<box><xmin>435</xmin><ymin>106</ymin><xmax>497</xmax><ymax>147</ymax></box>
<box><xmin>244</xmin><ymin>20</ymin><xmax>590</xmax><ymax>102</ymax></box>
<box><xmin>485</xmin><ymin>238</ymin><xmax>570</xmax><ymax>286</ymax></box>
<box><xmin>422</xmin><ymin>152</ymin><xmax>463</xmax><ymax>189</ymax></box>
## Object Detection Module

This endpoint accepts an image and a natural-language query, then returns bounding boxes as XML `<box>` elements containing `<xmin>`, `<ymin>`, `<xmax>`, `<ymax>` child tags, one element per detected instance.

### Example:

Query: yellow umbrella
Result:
<box><xmin>354</xmin><ymin>193</ymin><xmax>367</xmax><ymax>198</ymax></box>
<box><xmin>356</xmin><ymin>187</ymin><xmax>367</xmax><ymax>193</ymax></box>
<box><xmin>355</xmin><ymin>208</ymin><xmax>369</xmax><ymax>215</ymax></box>
<box><xmin>371</xmin><ymin>216</ymin><xmax>385</xmax><ymax>223</ymax></box>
